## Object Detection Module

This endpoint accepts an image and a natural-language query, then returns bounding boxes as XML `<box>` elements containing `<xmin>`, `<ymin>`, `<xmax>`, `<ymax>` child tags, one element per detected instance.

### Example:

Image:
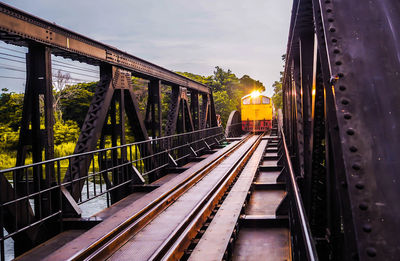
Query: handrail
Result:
<box><xmin>0</xmin><ymin>126</ymin><xmax>223</xmax><ymax>174</ymax></box>
<box><xmin>280</xmin><ymin>126</ymin><xmax>318</xmax><ymax>261</ymax></box>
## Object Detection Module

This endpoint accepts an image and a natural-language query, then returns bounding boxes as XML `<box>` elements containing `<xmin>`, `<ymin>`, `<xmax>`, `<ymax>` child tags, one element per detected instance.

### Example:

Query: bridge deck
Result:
<box><xmin>15</xmin><ymin>141</ymin><xmax>239</xmax><ymax>261</ymax></box>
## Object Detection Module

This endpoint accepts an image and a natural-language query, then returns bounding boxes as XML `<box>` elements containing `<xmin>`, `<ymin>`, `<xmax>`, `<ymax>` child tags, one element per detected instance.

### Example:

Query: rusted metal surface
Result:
<box><xmin>232</xmin><ymin>227</ymin><xmax>290</xmax><ymax>261</ymax></box>
<box><xmin>246</xmin><ymin>190</ymin><xmax>286</xmax><ymax>216</ymax></box>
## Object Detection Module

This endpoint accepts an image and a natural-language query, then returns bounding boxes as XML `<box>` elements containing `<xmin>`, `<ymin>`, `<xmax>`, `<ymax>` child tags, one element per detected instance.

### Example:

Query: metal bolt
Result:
<box><xmin>347</xmin><ymin>129</ymin><xmax>355</xmax><ymax>135</ymax></box>
<box><xmin>355</xmin><ymin>183</ymin><xmax>364</xmax><ymax>190</ymax></box>
<box><xmin>350</xmin><ymin>146</ymin><xmax>358</xmax><ymax>152</ymax></box>
<box><xmin>341</xmin><ymin>98</ymin><xmax>349</xmax><ymax>105</ymax></box>
<box><xmin>363</xmin><ymin>224</ymin><xmax>372</xmax><ymax>232</ymax></box>
<box><xmin>359</xmin><ymin>202</ymin><xmax>368</xmax><ymax>210</ymax></box>
<box><xmin>366</xmin><ymin>247</ymin><xmax>377</xmax><ymax>257</ymax></box>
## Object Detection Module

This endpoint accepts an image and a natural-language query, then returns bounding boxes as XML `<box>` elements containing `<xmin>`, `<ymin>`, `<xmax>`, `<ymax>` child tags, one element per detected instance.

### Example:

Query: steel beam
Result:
<box><xmin>0</xmin><ymin>3</ymin><xmax>210</xmax><ymax>94</ymax></box>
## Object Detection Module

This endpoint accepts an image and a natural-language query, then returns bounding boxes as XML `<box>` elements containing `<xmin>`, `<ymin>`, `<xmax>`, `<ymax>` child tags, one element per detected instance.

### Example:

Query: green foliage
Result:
<box><xmin>61</xmin><ymin>82</ymin><xmax>97</xmax><ymax>127</ymax></box>
<box><xmin>0</xmin><ymin>91</ymin><xmax>24</xmax><ymax>130</ymax></box>
<box><xmin>54</xmin><ymin>120</ymin><xmax>80</xmax><ymax>145</ymax></box>
<box><xmin>272</xmin><ymin>55</ymin><xmax>286</xmax><ymax>109</ymax></box>
<box><xmin>0</xmin><ymin>125</ymin><xmax>19</xmax><ymax>150</ymax></box>
<box><xmin>272</xmin><ymin>80</ymin><xmax>283</xmax><ymax>109</ymax></box>
<box><xmin>177</xmin><ymin>67</ymin><xmax>265</xmax><ymax>126</ymax></box>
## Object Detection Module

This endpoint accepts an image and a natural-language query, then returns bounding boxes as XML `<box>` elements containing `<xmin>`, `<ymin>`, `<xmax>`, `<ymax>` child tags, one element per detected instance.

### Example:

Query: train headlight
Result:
<box><xmin>250</xmin><ymin>90</ymin><xmax>261</xmax><ymax>98</ymax></box>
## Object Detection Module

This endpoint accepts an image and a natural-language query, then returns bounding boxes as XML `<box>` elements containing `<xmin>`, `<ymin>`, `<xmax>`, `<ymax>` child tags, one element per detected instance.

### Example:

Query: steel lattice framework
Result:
<box><xmin>0</xmin><ymin>2</ymin><xmax>219</xmax><ymax>256</ymax></box>
<box><xmin>283</xmin><ymin>0</ymin><xmax>400</xmax><ymax>260</ymax></box>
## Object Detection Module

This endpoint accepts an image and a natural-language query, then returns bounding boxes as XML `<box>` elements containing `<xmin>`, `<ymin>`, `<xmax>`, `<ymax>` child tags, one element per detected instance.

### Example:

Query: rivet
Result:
<box><xmin>339</xmin><ymin>85</ymin><xmax>346</xmax><ymax>91</ymax></box>
<box><xmin>325</xmin><ymin>0</ymin><xmax>331</xmax><ymax>3</ymax></box>
<box><xmin>341</xmin><ymin>98</ymin><xmax>349</xmax><ymax>105</ymax></box>
<box><xmin>346</xmin><ymin>129</ymin><xmax>355</xmax><ymax>135</ymax></box>
<box><xmin>366</xmin><ymin>247</ymin><xmax>376</xmax><ymax>257</ymax></box>
<box><xmin>333</xmin><ymin>49</ymin><xmax>340</xmax><ymax>54</ymax></box>
<box><xmin>328</xmin><ymin>18</ymin><xmax>334</xmax><ymax>22</ymax></box>
<box><xmin>344</xmin><ymin>113</ymin><xmax>352</xmax><ymax>120</ymax></box>
<box><xmin>332</xmin><ymin>38</ymin><xmax>338</xmax><ymax>43</ymax></box>
<box><xmin>350</xmin><ymin>146</ymin><xmax>358</xmax><ymax>152</ymax></box>
<box><xmin>355</xmin><ymin>183</ymin><xmax>364</xmax><ymax>190</ymax></box>
<box><xmin>359</xmin><ymin>202</ymin><xmax>368</xmax><ymax>210</ymax></box>
<box><xmin>326</xmin><ymin>9</ymin><xmax>332</xmax><ymax>13</ymax></box>
<box><xmin>336</xmin><ymin>61</ymin><xmax>342</xmax><ymax>66</ymax></box>
<box><xmin>352</xmin><ymin>163</ymin><xmax>361</xmax><ymax>170</ymax></box>
<box><xmin>363</xmin><ymin>224</ymin><xmax>372</xmax><ymax>233</ymax></box>
<box><xmin>330</xmin><ymin>27</ymin><xmax>336</xmax><ymax>32</ymax></box>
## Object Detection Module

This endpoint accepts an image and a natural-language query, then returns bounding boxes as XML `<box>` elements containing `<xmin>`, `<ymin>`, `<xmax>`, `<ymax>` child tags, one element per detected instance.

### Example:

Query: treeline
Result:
<box><xmin>0</xmin><ymin>66</ymin><xmax>266</xmax><ymax>169</ymax></box>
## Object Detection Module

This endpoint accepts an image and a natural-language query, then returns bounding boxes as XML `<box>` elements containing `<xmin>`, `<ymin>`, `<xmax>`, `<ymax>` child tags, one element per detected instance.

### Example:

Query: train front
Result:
<box><xmin>241</xmin><ymin>91</ymin><xmax>273</xmax><ymax>132</ymax></box>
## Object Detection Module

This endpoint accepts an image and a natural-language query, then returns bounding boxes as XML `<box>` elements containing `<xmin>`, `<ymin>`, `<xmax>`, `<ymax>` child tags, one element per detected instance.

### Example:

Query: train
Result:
<box><xmin>241</xmin><ymin>90</ymin><xmax>274</xmax><ymax>132</ymax></box>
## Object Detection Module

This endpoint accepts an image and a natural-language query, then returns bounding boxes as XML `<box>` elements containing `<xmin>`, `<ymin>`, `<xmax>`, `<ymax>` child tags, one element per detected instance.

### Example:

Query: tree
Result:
<box><xmin>0</xmin><ymin>90</ymin><xmax>24</xmax><ymax>130</ymax></box>
<box><xmin>61</xmin><ymin>82</ymin><xmax>97</xmax><ymax>127</ymax></box>
<box><xmin>53</xmin><ymin>69</ymin><xmax>74</xmax><ymax>120</ymax></box>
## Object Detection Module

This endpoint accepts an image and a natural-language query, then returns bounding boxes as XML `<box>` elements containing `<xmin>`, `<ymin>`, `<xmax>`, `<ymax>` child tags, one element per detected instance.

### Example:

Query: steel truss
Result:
<box><xmin>0</xmin><ymin>3</ymin><xmax>220</xmax><ymax>259</ymax></box>
<box><xmin>283</xmin><ymin>0</ymin><xmax>400</xmax><ymax>260</ymax></box>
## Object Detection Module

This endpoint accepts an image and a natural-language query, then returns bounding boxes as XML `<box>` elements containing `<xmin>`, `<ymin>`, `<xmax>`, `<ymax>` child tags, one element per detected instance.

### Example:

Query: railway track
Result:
<box><xmin>40</xmin><ymin>126</ymin><xmax>292</xmax><ymax>261</ymax></box>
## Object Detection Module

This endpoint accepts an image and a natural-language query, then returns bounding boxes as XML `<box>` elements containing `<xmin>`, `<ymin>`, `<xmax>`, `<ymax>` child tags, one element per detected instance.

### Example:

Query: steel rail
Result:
<box><xmin>152</xmin><ymin>134</ymin><xmax>264</xmax><ymax>261</ymax></box>
<box><xmin>280</xmin><ymin>128</ymin><xmax>318</xmax><ymax>261</ymax></box>
<box><xmin>67</xmin><ymin>134</ymin><xmax>253</xmax><ymax>261</ymax></box>
<box><xmin>0</xmin><ymin>3</ymin><xmax>210</xmax><ymax>94</ymax></box>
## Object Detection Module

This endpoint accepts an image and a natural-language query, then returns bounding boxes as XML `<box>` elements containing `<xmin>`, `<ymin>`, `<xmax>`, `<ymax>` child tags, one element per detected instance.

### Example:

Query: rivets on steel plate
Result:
<box><xmin>344</xmin><ymin>113</ymin><xmax>352</xmax><ymax>120</ymax></box>
<box><xmin>339</xmin><ymin>85</ymin><xmax>346</xmax><ymax>91</ymax></box>
<box><xmin>333</xmin><ymin>49</ymin><xmax>340</xmax><ymax>54</ymax></box>
<box><xmin>329</xmin><ymin>27</ymin><xmax>336</xmax><ymax>32</ymax></box>
<box><xmin>341</xmin><ymin>98</ymin><xmax>349</xmax><ymax>105</ymax></box>
<box><xmin>346</xmin><ymin>129</ymin><xmax>355</xmax><ymax>135</ymax></box>
<box><xmin>332</xmin><ymin>38</ymin><xmax>338</xmax><ymax>43</ymax></box>
<box><xmin>363</xmin><ymin>224</ymin><xmax>372</xmax><ymax>233</ymax></box>
<box><xmin>359</xmin><ymin>202</ymin><xmax>368</xmax><ymax>210</ymax></box>
<box><xmin>366</xmin><ymin>247</ymin><xmax>377</xmax><ymax>257</ymax></box>
<box><xmin>355</xmin><ymin>183</ymin><xmax>364</xmax><ymax>190</ymax></box>
<box><xmin>352</xmin><ymin>163</ymin><xmax>360</xmax><ymax>170</ymax></box>
<box><xmin>335</xmin><ymin>61</ymin><xmax>342</xmax><ymax>66</ymax></box>
<box><xmin>349</xmin><ymin>146</ymin><xmax>358</xmax><ymax>152</ymax></box>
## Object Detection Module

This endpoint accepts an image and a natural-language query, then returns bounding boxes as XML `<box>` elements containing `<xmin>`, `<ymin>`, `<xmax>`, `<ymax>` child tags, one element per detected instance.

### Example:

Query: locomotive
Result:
<box><xmin>241</xmin><ymin>91</ymin><xmax>273</xmax><ymax>132</ymax></box>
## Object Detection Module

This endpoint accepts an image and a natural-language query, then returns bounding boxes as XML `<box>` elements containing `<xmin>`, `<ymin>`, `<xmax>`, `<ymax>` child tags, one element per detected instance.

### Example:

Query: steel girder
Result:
<box><xmin>0</xmin><ymin>3</ymin><xmax>210</xmax><ymax>94</ymax></box>
<box><xmin>284</xmin><ymin>0</ymin><xmax>400</xmax><ymax>260</ymax></box>
<box><xmin>63</xmin><ymin>65</ymin><xmax>149</xmax><ymax>208</ymax></box>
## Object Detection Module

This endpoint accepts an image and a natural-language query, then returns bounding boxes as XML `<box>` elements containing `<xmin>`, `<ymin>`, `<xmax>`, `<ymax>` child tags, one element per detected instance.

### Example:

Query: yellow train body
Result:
<box><xmin>241</xmin><ymin>92</ymin><xmax>273</xmax><ymax>132</ymax></box>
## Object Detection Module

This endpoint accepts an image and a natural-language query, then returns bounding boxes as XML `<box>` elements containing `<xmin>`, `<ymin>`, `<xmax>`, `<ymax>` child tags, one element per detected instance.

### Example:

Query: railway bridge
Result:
<box><xmin>1</xmin><ymin>1</ymin><xmax>400</xmax><ymax>260</ymax></box>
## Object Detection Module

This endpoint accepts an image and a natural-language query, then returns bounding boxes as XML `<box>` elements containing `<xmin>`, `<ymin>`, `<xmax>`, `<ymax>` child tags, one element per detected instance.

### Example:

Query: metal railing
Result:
<box><xmin>0</xmin><ymin>126</ymin><xmax>225</xmax><ymax>260</ymax></box>
<box><xmin>279</xmin><ymin>126</ymin><xmax>318</xmax><ymax>261</ymax></box>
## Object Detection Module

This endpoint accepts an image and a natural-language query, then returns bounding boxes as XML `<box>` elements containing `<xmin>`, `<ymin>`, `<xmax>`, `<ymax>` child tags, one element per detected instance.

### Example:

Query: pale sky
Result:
<box><xmin>1</xmin><ymin>0</ymin><xmax>292</xmax><ymax>96</ymax></box>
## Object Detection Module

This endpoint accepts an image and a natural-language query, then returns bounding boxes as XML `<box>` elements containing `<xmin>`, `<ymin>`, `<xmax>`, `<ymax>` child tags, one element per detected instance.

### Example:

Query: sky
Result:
<box><xmin>0</xmin><ymin>0</ymin><xmax>292</xmax><ymax>96</ymax></box>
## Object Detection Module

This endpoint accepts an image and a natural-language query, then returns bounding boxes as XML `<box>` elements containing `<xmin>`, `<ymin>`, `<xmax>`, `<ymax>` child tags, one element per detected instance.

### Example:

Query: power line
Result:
<box><xmin>52</xmin><ymin>62</ymin><xmax>98</xmax><ymax>73</ymax></box>
<box><xmin>52</xmin><ymin>59</ymin><xmax>98</xmax><ymax>73</ymax></box>
<box><xmin>0</xmin><ymin>52</ymin><xmax>25</xmax><ymax>60</ymax></box>
<box><xmin>52</xmin><ymin>68</ymin><xmax>98</xmax><ymax>79</ymax></box>
<box><xmin>0</xmin><ymin>56</ymin><xmax>25</xmax><ymax>64</ymax></box>
<box><xmin>0</xmin><ymin>75</ymin><xmax>25</xmax><ymax>80</ymax></box>
<box><xmin>0</xmin><ymin>66</ymin><xmax>25</xmax><ymax>73</ymax></box>
<box><xmin>0</xmin><ymin>46</ymin><xmax>26</xmax><ymax>54</ymax></box>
